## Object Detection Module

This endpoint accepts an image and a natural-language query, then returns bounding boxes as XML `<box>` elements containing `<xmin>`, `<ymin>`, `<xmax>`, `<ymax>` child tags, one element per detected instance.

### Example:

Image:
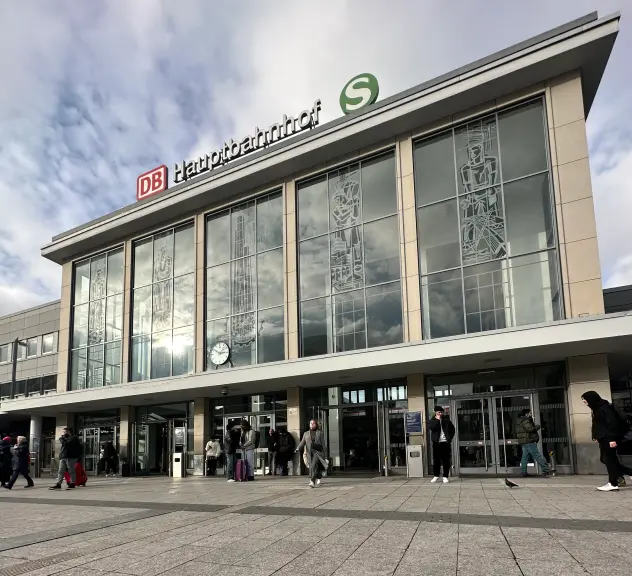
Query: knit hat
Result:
<box><xmin>2</xmin><ymin>437</ymin><xmax>10</xmax><ymax>442</ymax></box>
<box><xmin>434</xmin><ymin>406</ymin><xmax>444</xmax><ymax>414</ymax></box>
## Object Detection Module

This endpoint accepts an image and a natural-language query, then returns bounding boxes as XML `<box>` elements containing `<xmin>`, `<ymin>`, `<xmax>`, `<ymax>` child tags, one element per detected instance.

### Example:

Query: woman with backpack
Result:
<box><xmin>582</xmin><ymin>390</ymin><xmax>632</xmax><ymax>491</ymax></box>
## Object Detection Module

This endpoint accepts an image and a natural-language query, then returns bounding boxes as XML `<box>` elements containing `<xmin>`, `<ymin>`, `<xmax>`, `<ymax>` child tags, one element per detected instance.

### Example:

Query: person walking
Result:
<box><xmin>277</xmin><ymin>428</ymin><xmax>295</xmax><ymax>476</ymax></box>
<box><xmin>268</xmin><ymin>429</ymin><xmax>279</xmax><ymax>475</ymax></box>
<box><xmin>223</xmin><ymin>424</ymin><xmax>240</xmax><ymax>482</ymax></box>
<box><xmin>582</xmin><ymin>390</ymin><xmax>632</xmax><ymax>492</ymax></box>
<box><xmin>0</xmin><ymin>436</ymin><xmax>12</xmax><ymax>488</ymax></box>
<box><xmin>103</xmin><ymin>441</ymin><xmax>118</xmax><ymax>477</ymax></box>
<box><xmin>205</xmin><ymin>437</ymin><xmax>221</xmax><ymax>476</ymax></box>
<box><xmin>296</xmin><ymin>420</ymin><xmax>329</xmax><ymax>488</ymax></box>
<box><xmin>3</xmin><ymin>436</ymin><xmax>34</xmax><ymax>490</ymax></box>
<box><xmin>428</xmin><ymin>406</ymin><xmax>455</xmax><ymax>484</ymax></box>
<box><xmin>240</xmin><ymin>420</ymin><xmax>256</xmax><ymax>481</ymax></box>
<box><xmin>50</xmin><ymin>427</ymin><xmax>81</xmax><ymax>490</ymax></box>
<box><xmin>517</xmin><ymin>409</ymin><xmax>550</xmax><ymax>477</ymax></box>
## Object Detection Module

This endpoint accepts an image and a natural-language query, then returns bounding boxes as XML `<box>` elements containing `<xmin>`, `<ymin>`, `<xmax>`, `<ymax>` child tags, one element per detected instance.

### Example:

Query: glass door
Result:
<box><xmin>453</xmin><ymin>398</ymin><xmax>493</xmax><ymax>475</ymax></box>
<box><xmin>252</xmin><ymin>414</ymin><xmax>274</xmax><ymax>475</ymax></box>
<box><xmin>494</xmin><ymin>394</ymin><xmax>534</xmax><ymax>476</ymax></box>
<box><xmin>133</xmin><ymin>423</ymin><xmax>150</xmax><ymax>476</ymax></box>
<box><xmin>82</xmin><ymin>428</ymin><xmax>99</xmax><ymax>475</ymax></box>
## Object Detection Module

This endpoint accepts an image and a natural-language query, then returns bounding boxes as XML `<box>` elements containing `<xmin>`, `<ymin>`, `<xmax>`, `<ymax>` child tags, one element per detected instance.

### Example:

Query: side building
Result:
<box><xmin>2</xmin><ymin>11</ymin><xmax>632</xmax><ymax>479</ymax></box>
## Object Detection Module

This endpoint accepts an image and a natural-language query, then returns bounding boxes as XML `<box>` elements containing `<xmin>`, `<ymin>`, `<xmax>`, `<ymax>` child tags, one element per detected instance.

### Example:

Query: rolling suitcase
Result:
<box><xmin>64</xmin><ymin>462</ymin><xmax>87</xmax><ymax>487</ymax></box>
<box><xmin>235</xmin><ymin>458</ymin><xmax>247</xmax><ymax>482</ymax></box>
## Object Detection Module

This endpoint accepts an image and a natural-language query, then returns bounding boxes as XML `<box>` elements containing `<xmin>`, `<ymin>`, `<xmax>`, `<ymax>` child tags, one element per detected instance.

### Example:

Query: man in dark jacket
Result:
<box><xmin>428</xmin><ymin>406</ymin><xmax>455</xmax><ymax>483</ymax></box>
<box><xmin>223</xmin><ymin>424</ymin><xmax>240</xmax><ymax>482</ymax></box>
<box><xmin>3</xmin><ymin>436</ymin><xmax>34</xmax><ymax>490</ymax></box>
<box><xmin>50</xmin><ymin>427</ymin><xmax>81</xmax><ymax>490</ymax></box>
<box><xmin>267</xmin><ymin>429</ymin><xmax>280</xmax><ymax>475</ymax></box>
<box><xmin>517</xmin><ymin>410</ymin><xmax>550</xmax><ymax>477</ymax></box>
<box><xmin>582</xmin><ymin>390</ymin><xmax>632</xmax><ymax>491</ymax></box>
<box><xmin>277</xmin><ymin>429</ymin><xmax>296</xmax><ymax>476</ymax></box>
<box><xmin>0</xmin><ymin>436</ymin><xmax>12</xmax><ymax>487</ymax></box>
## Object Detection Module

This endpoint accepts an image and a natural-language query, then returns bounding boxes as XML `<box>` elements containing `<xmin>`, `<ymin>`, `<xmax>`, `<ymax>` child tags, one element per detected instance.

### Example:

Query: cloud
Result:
<box><xmin>0</xmin><ymin>0</ymin><xmax>630</xmax><ymax>317</ymax></box>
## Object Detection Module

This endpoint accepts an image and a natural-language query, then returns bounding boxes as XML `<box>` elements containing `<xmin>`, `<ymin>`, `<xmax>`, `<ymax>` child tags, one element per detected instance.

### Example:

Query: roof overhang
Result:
<box><xmin>4</xmin><ymin>312</ymin><xmax>632</xmax><ymax>416</ymax></box>
<box><xmin>41</xmin><ymin>12</ymin><xmax>620</xmax><ymax>265</ymax></box>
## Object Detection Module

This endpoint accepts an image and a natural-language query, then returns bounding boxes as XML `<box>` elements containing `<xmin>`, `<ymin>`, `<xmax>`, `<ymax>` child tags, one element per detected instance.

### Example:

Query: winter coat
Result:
<box><xmin>59</xmin><ymin>434</ymin><xmax>82</xmax><ymax>460</ymax></box>
<box><xmin>297</xmin><ymin>429</ymin><xmax>327</xmax><ymax>455</ymax></box>
<box><xmin>12</xmin><ymin>439</ymin><xmax>29</xmax><ymax>472</ymax></box>
<box><xmin>241</xmin><ymin>429</ymin><xmax>256</xmax><ymax>451</ymax></box>
<box><xmin>517</xmin><ymin>416</ymin><xmax>540</xmax><ymax>445</ymax></box>
<box><xmin>278</xmin><ymin>432</ymin><xmax>295</xmax><ymax>457</ymax></box>
<box><xmin>103</xmin><ymin>441</ymin><xmax>117</xmax><ymax>459</ymax></box>
<box><xmin>0</xmin><ymin>439</ymin><xmax>12</xmax><ymax>470</ymax></box>
<box><xmin>205</xmin><ymin>440</ymin><xmax>221</xmax><ymax>459</ymax></box>
<box><xmin>428</xmin><ymin>416</ymin><xmax>455</xmax><ymax>444</ymax></box>
<box><xmin>582</xmin><ymin>391</ymin><xmax>623</xmax><ymax>443</ymax></box>
<box><xmin>268</xmin><ymin>431</ymin><xmax>280</xmax><ymax>453</ymax></box>
<box><xmin>223</xmin><ymin>429</ymin><xmax>240</xmax><ymax>455</ymax></box>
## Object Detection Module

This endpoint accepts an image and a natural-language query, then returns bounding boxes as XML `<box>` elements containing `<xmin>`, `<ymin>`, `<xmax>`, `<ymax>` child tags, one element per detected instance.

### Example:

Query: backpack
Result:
<box><xmin>254</xmin><ymin>431</ymin><xmax>261</xmax><ymax>449</ymax></box>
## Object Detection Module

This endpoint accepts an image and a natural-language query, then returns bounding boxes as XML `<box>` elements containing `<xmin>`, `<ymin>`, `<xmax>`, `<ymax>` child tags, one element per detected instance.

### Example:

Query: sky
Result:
<box><xmin>0</xmin><ymin>1</ymin><xmax>630</xmax><ymax>317</ymax></box>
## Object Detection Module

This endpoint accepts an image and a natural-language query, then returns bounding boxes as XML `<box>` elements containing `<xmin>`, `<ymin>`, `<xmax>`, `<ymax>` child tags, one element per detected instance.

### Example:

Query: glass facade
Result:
<box><xmin>414</xmin><ymin>99</ymin><xmax>562</xmax><ymax>339</ymax></box>
<box><xmin>205</xmin><ymin>192</ymin><xmax>285</xmax><ymax>368</ymax></box>
<box><xmin>297</xmin><ymin>152</ymin><xmax>403</xmax><ymax>357</ymax></box>
<box><xmin>70</xmin><ymin>247</ymin><xmax>124</xmax><ymax>390</ymax></box>
<box><xmin>131</xmin><ymin>223</ymin><xmax>195</xmax><ymax>381</ymax></box>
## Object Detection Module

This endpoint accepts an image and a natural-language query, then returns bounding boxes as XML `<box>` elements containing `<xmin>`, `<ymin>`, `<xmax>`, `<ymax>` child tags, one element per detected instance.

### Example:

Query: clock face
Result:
<box><xmin>210</xmin><ymin>341</ymin><xmax>230</xmax><ymax>366</ymax></box>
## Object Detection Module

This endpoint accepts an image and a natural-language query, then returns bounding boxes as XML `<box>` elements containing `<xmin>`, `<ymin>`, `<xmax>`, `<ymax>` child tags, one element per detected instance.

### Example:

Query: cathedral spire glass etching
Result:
<box><xmin>414</xmin><ymin>98</ymin><xmax>561</xmax><ymax>340</ymax></box>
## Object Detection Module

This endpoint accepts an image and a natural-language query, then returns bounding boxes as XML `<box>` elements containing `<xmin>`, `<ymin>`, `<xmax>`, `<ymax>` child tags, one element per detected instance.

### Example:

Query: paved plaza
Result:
<box><xmin>1</xmin><ymin>475</ymin><xmax>632</xmax><ymax>576</ymax></box>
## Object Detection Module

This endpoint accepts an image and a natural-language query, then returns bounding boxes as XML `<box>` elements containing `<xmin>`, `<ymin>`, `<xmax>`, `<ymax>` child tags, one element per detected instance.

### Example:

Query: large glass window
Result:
<box><xmin>70</xmin><ymin>247</ymin><xmax>124</xmax><ymax>390</ymax></box>
<box><xmin>131</xmin><ymin>223</ymin><xmax>195</xmax><ymax>381</ymax></box>
<box><xmin>205</xmin><ymin>192</ymin><xmax>284</xmax><ymax>368</ymax></box>
<box><xmin>298</xmin><ymin>152</ymin><xmax>403</xmax><ymax>357</ymax></box>
<box><xmin>414</xmin><ymin>99</ymin><xmax>561</xmax><ymax>339</ymax></box>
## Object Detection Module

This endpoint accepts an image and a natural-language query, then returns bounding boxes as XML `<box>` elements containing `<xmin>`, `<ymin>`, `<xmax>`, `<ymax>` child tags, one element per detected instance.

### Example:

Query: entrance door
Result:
<box><xmin>453</xmin><ymin>393</ymin><xmax>537</xmax><ymax>475</ymax></box>
<box><xmin>222</xmin><ymin>415</ymin><xmax>275</xmax><ymax>475</ymax></box>
<box><xmin>167</xmin><ymin>419</ymin><xmax>187</xmax><ymax>476</ymax></box>
<box><xmin>376</xmin><ymin>401</ymin><xmax>391</xmax><ymax>476</ymax></box>
<box><xmin>82</xmin><ymin>428</ymin><xmax>99</xmax><ymax>475</ymax></box>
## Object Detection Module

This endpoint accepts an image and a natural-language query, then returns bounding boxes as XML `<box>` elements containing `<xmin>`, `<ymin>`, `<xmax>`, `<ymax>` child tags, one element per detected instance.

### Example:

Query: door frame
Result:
<box><xmin>451</xmin><ymin>392</ymin><xmax>541</xmax><ymax>476</ymax></box>
<box><xmin>222</xmin><ymin>413</ymin><xmax>275</xmax><ymax>475</ymax></box>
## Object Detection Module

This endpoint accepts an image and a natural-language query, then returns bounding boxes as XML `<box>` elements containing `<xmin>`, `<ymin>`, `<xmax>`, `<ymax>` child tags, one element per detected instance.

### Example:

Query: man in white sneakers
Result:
<box><xmin>428</xmin><ymin>406</ymin><xmax>455</xmax><ymax>484</ymax></box>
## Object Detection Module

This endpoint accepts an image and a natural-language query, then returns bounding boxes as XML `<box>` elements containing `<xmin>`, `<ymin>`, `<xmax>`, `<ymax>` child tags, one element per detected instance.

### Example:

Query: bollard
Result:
<box><xmin>548</xmin><ymin>450</ymin><xmax>557</xmax><ymax>477</ymax></box>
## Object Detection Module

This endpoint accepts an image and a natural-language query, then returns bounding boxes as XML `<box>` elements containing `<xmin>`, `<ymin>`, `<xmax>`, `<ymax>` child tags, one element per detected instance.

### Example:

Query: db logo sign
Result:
<box><xmin>137</xmin><ymin>165</ymin><xmax>168</xmax><ymax>201</ymax></box>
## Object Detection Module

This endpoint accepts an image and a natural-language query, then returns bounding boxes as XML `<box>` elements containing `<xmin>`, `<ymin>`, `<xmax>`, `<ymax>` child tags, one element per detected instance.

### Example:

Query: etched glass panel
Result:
<box><xmin>459</xmin><ymin>186</ymin><xmax>506</xmax><ymax>265</ymax></box>
<box><xmin>152</xmin><ymin>280</ymin><xmax>173</xmax><ymax>332</ymax></box>
<box><xmin>104</xmin><ymin>342</ymin><xmax>121</xmax><ymax>386</ymax></box>
<box><xmin>231</xmin><ymin>256</ymin><xmax>256</xmax><ymax>315</ymax></box>
<box><xmin>463</xmin><ymin>261</ymin><xmax>509</xmax><ymax>333</ymax></box>
<box><xmin>132</xmin><ymin>286</ymin><xmax>152</xmax><ymax>336</ymax></box>
<box><xmin>330</xmin><ymin>225</ymin><xmax>364</xmax><ymax>293</ymax></box>
<box><xmin>88</xmin><ymin>299</ymin><xmax>105</xmax><ymax>345</ymax></box>
<box><xmin>231</xmin><ymin>312</ymin><xmax>256</xmax><ymax>367</ymax></box>
<box><xmin>153</xmin><ymin>230</ymin><xmax>174</xmax><ymax>282</ymax></box>
<box><xmin>329</xmin><ymin>163</ymin><xmax>361</xmax><ymax>230</ymax></box>
<box><xmin>332</xmin><ymin>289</ymin><xmax>366</xmax><ymax>352</ymax></box>
<box><xmin>258</xmin><ymin>306</ymin><xmax>284</xmax><ymax>363</ymax></box>
<box><xmin>231</xmin><ymin>201</ymin><xmax>256</xmax><ymax>260</ymax></box>
<box><xmin>298</xmin><ymin>175</ymin><xmax>328</xmax><ymax>240</ymax></box>
<box><xmin>257</xmin><ymin>194</ymin><xmax>283</xmax><ymax>251</ymax></box>
<box><xmin>106</xmin><ymin>294</ymin><xmax>123</xmax><ymax>342</ymax></box>
<box><xmin>455</xmin><ymin>116</ymin><xmax>499</xmax><ymax>196</ymax></box>
<box><xmin>89</xmin><ymin>255</ymin><xmax>107</xmax><ymax>301</ymax></box>
<box><xmin>106</xmin><ymin>249</ymin><xmax>124</xmax><ymax>296</ymax></box>
<box><xmin>87</xmin><ymin>345</ymin><xmax>104</xmax><ymax>388</ymax></box>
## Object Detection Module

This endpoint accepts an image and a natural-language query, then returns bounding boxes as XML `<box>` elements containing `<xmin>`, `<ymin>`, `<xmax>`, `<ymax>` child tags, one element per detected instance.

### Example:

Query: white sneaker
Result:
<box><xmin>430</xmin><ymin>477</ymin><xmax>439</xmax><ymax>483</ymax></box>
<box><xmin>316</xmin><ymin>479</ymin><xmax>321</xmax><ymax>486</ymax></box>
<box><xmin>442</xmin><ymin>477</ymin><xmax>449</xmax><ymax>484</ymax></box>
<box><xmin>597</xmin><ymin>483</ymin><xmax>619</xmax><ymax>492</ymax></box>
<box><xmin>227</xmin><ymin>479</ymin><xmax>235</xmax><ymax>483</ymax></box>
<box><xmin>309</xmin><ymin>481</ymin><xmax>315</xmax><ymax>488</ymax></box>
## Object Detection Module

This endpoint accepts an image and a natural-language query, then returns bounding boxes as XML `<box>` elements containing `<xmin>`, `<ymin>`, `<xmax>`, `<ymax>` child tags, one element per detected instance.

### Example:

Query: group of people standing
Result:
<box><xmin>205</xmin><ymin>419</ymin><xmax>328</xmax><ymax>487</ymax></box>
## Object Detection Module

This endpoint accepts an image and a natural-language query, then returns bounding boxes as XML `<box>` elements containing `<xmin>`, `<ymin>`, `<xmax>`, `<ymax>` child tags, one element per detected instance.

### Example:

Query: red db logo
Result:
<box><xmin>137</xmin><ymin>165</ymin><xmax>168</xmax><ymax>201</ymax></box>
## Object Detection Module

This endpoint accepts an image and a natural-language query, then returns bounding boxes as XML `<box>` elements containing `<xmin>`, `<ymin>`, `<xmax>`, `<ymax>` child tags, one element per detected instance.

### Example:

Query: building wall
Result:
<box><xmin>0</xmin><ymin>300</ymin><xmax>61</xmax><ymax>384</ymax></box>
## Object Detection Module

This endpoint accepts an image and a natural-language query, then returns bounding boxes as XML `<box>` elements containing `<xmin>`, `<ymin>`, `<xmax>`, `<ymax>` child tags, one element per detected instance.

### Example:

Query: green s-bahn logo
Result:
<box><xmin>340</xmin><ymin>73</ymin><xmax>379</xmax><ymax>115</ymax></box>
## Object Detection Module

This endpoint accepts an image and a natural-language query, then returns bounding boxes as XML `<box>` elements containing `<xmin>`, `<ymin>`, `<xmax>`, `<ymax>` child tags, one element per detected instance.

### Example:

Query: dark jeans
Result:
<box><xmin>105</xmin><ymin>457</ymin><xmax>117</xmax><ymax>474</ymax></box>
<box><xmin>310</xmin><ymin>451</ymin><xmax>323</xmax><ymax>483</ymax></box>
<box><xmin>268</xmin><ymin>452</ymin><xmax>277</xmax><ymax>475</ymax></box>
<box><xmin>433</xmin><ymin>442</ymin><xmax>451</xmax><ymax>478</ymax></box>
<box><xmin>7</xmin><ymin>467</ymin><xmax>34</xmax><ymax>489</ymax></box>
<box><xmin>520</xmin><ymin>443</ymin><xmax>549</xmax><ymax>475</ymax></box>
<box><xmin>0</xmin><ymin>466</ymin><xmax>11</xmax><ymax>486</ymax></box>
<box><xmin>225</xmin><ymin>453</ymin><xmax>235</xmax><ymax>480</ymax></box>
<box><xmin>206</xmin><ymin>457</ymin><xmax>217</xmax><ymax>476</ymax></box>
<box><xmin>600</xmin><ymin>441</ymin><xmax>632</xmax><ymax>486</ymax></box>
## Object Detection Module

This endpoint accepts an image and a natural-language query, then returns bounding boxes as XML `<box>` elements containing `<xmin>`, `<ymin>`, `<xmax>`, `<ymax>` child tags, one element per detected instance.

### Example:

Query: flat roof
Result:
<box><xmin>42</xmin><ymin>11</ymin><xmax>620</xmax><ymax>265</ymax></box>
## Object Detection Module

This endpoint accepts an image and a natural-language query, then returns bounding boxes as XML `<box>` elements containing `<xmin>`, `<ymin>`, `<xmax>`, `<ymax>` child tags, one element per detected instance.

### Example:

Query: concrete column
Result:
<box><xmin>284</xmin><ymin>181</ymin><xmax>299</xmax><ymax>359</ymax></box>
<box><xmin>119</xmin><ymin>405</ymin><xmax>134</xmax><ymax>467</ymax></box>
<box><xmin>287</xmin><ymin>386</ymin><xmax>302</xmax><ymax>475</ymax></box>
<box><xmin>397</xmin><ymin>134</ymin><xmax>422</xmax><ymax>342</ymax></box>
<box><xmin>545</xmin><ymin>71</ymin><xmax>605</xmax><ymax>318</ymax></box>
<box><xmin>29</xmin><ymin>415</ymin><xmax>42</xmax><ymax>453</ymax></box>
<box><xmin>193</xmin><ymin>397</ymin><xmax>209</xmax><ymax>475</ymax></box>
<box><xmin>407</xmin><ymin>374</ymin><xmax>426</xmax><ymax>457</ymax></box>
<box><xmin>57</xmin><ymin>262</ymin><xmax>73</xmax><ymax>392</ymax></box>
<box><xmin>567</xmin><ymin>354</ymin><xmax>611</xmax><ymax>474</ymax></box>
